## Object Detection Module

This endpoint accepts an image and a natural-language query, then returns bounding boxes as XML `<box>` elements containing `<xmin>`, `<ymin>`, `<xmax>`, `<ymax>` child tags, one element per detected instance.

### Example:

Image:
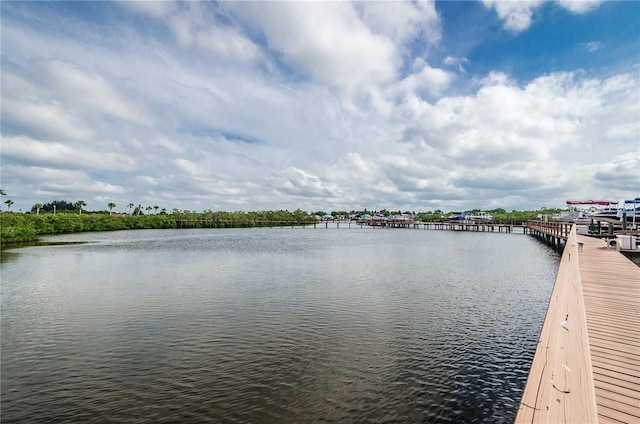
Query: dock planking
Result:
<box><xmin>577</xmin><ymin>234</ymin><xmax>640</xmax><ymax>423</ymax></box>
<box><xmin>516</xmin><ymin>225</ymin><xmax>640</xmax><ymax>423</ymax></box>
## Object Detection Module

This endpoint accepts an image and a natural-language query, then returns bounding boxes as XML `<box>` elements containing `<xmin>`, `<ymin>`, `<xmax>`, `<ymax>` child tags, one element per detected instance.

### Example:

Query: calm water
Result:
<box><xmin>1</xmin><ymin>227</ymin><xmax>559</xmax><ymax>423</ymax></box>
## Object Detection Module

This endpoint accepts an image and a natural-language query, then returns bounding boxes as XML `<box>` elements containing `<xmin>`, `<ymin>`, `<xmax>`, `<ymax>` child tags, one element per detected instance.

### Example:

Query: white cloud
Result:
<box><xmin>169</xmin><ymin>4</ymin><xmax>260</xmax><ymax>62</ymax></box>
<box><xmin>593</xmin><ymin>152</ymin><xmax>640</xmax><ymax>192</ymax></box>
<box><xmin>2</xmin><ymin>136</ymin><xmax>136</xmax><ymax>172</ymax></box>
<box><xmin>584</xmin><ymin>41</ymin><xmax>603</xmax><ymax>52</ymax></box>
<box><xmin>2</xmin><ymin>98</ymin><xmax>96</xmax><ymax>142</ymax></box>
<box><xmin>195</xmin><ymin>25</ymin><xmax>260</xmax><ymax>62</ymax></box>
<box><xmin>482</xmin><ymin>0</ymin><xmax>603</xmax><ymax>32</ymax></box>
<box><xmin>481</xmin><ymin>0</ymin><xmax>545</xmax><ymax>32</ymax></box>
<box><xmin>268</xmin><ymin>167</ymin><xmax>341</xmax><ymax>198</ymax></box>
<box><xmin>44</xmin><ymin>60</ymin><xmax>156</xmax><ymax>126</ymax></box>
<box><xmin>356</xmin><ymin>0</ymin><xmax>440</xmax><ymax>45</ymax></box>
<box><xmin>151</xmin><ymin>137</ymin><xmax>185</xmax><ymax>155</ymax></box>
<box><xmin>556</xmin><ymin>0</ymin><xmax>604</xmax><ymax>14</ymax></box>
<box><xmin>136</xmin><ymin>176</ymin><xmax>160</xmax><ymax>187</ymax></box>
<box><xmin>225</xmin><ymin>2</ymin><xmax>398</xmax><ymax>89</ymax></box>
<box><xmin>444</xmin><ymin>56</ymin><xmax>469</xmax><ymax>73</ymax></box>
<box><xmin>392</xmin><ymin>59</ymin><xmax>453</xmax><ymax>98</ymax></box>
<box><xmin>117</xmin><ymin>0</ymin><xmax>177</xmax><ymax>19</ymax></box>
<box><xmin>606</xmin><ymin>123</ymin><xmax>638</xmax><ymax>139</ymax></box>
<box><xmin>387</xmin><ymin>69</ymin><xmax>638</xmax><ymax>208</ymax></box>
<box><xmin>3</xmin><ymin>164</ymin><xmax>127</xmax><ymax>207</ymax></box>
<box><xmin>119</xmin><ymin>1</ymin><xmax>260</xmax><ymax>63</ymax></box>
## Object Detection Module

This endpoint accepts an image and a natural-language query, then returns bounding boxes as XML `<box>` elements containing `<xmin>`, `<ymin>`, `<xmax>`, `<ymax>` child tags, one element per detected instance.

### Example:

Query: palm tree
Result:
<box><xmin>75</xmin><ymin>200</ymin><xmax>86</xmax><ymax>214</ymax></box>
<box><xmin>0</xmin><ymin>188</ymin><xmax>6</xmax><ymax>196</ymax></box>
<box><xmin>108</xmin><ymin>202</ymin><xmax>116</xmax><ymax>214</ymax></box>
<box><xmin>154</xmin><ymin>205</ymin><xmax>159</xmax><ymax>214</ymax></box>
<box><xmin>34</xmin><ymin>203</ymin><xmax>43</xmax><ymax>215</ymax></box>
<box><xmin>136</xmin><ymin>204</ymin><xmax>142</xmax><ymax>215</ymax></box>
<box><xmin>4</xmin><ymin>199</ymin><xmax>14</xmax><ymax>211</ymax></box>
<box><xmin>128</xmin><ymin>203</ymin><xmax>134</xmax><ymax>214</ymax></box>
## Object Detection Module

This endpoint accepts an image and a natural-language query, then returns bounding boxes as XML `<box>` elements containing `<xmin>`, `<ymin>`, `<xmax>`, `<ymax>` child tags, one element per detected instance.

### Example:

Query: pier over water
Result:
<box><xmin>516</xmin><ymin>224</ymin><xmax>640</xmax><ymax>423</ymax></box>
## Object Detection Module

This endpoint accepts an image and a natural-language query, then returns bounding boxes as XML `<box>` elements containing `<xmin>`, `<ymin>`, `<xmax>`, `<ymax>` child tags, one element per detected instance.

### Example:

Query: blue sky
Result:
<box><xmin>1</xmin><ymin>0</ymin><xmax>638</xmax><ymax>213</ymax></box>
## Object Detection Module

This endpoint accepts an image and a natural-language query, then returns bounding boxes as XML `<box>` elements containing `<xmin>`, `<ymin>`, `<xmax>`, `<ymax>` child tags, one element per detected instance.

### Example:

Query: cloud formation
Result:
<box><xmin>1</xmin><ymin>1</ymin><xmax>637</xmax><ymax>213</ymax></box>
<box><xmin>482</xmin><ymin>0</ymin><xmax>604</xmax><ymax>32</ymax></box>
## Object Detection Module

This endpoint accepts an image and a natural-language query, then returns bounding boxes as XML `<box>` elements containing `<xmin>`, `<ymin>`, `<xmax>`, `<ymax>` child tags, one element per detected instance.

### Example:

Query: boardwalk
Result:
<box><xmin>516</xmin><ymin>225</ymin><xmax>640</xmax><ymax>423</ymax></box>
<box><xmin>577</xmin><ymin>234</ymin><xmax>640</xmax><ymax>423</ymax></box>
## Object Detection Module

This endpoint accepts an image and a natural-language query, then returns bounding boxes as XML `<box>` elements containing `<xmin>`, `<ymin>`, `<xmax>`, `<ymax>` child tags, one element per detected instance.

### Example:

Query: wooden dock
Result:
<box><xmin>578</xmin><ymin>234</ymin><xmax>640</xmax><ymax>423</ymax></box>
<box><xmin>358</xmin><ymin>219</ymin><xmax>527</xmax><ymax>233</ymax></box>
<box><xmin>175</xmin><ymin>218</ymin><xmax>530</xmax><ymax>233</ymax></box>
<box><xmin>516</xmin><ymin>225</ymin><xmax>640</xmax><ymax>423</ymax></box>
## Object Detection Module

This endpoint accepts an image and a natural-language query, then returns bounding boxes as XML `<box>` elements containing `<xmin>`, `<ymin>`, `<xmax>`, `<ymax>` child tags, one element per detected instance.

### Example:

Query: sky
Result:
<box><xmin>1</xmin><ymin>0</ymin><xmax>639</xmax><ymax>214</ymax></box>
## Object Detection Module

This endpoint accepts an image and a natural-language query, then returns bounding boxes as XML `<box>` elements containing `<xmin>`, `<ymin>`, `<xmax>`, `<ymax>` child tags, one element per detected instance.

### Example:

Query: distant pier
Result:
<box><xmin>356</xmin><ymin>218</ymin><xmax>528</xmax><ymax>233</ymax></box>
<box><xmin>175</xmin><ymin>218</ymin><xmax>529</xmax><ymax>232</ymax></box>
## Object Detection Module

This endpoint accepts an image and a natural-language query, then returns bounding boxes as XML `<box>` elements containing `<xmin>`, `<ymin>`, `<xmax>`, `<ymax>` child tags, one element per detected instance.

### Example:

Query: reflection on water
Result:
<box><xmin>1</xmin><ymin>228</ymin><xmax>559</xmax><ymax>423</ymax></box>
<box><xmin>1</xmin><ymin>241</ymin><xmax>90</xmax><ymax>264</ymax></box>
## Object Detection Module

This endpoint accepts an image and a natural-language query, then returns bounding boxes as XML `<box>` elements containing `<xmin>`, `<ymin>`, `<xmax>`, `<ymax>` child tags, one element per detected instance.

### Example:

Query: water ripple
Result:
<box><xmin>1</xmin><ymin>228</ymin><xmax>559</xmax><ymax>423</ymax></box>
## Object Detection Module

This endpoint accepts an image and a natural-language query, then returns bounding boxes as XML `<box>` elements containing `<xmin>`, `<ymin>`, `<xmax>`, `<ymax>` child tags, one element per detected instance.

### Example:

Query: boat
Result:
<box><xmin>469</xmin><ymin>211</ymin><xmax>493</xmax><ymax>222</ymax></box>
<box><xmin>585</xmin><ymin>200</ymin><xmax>620</xmax><ymax>223</ymax></box>
<box><xmin>443</xmin><ymin>211</ymin><xmax>493</xmax><ymax>223</ymax></box>
<box><xmin>443</xmin><ymin>212</ymin><xmax>466</xmax><ymax>222</ymax></box>
<box><xmin>617</xmin><ymin>199</ymin><xmax>640</xmax><ymax>229</ymax></box>
<box><xmin>556</xmin><ymin>200</ymin><xmax>618</xmax><ymax>223</ymax></box>
<box><xmin>588</xmin><ymin>206</ymin><xmax>620</xmax><ymax>220</ymax></box>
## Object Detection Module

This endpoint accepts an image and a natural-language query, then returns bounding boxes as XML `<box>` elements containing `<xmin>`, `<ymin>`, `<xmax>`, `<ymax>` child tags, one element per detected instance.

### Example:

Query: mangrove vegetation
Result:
<box><xmin>0</xmin><ymin>198</ymin><xmax>560</xmax><ymax>244</ymax></box>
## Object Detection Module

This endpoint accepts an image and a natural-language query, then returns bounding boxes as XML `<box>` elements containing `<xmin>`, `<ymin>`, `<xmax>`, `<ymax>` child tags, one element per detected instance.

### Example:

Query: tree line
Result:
<box><xmin>0</xmin><ymin>194</ymin><xmax>562</xmax><ymax>244</ymax></box>
<box><xmin>0</xmin><ymin>202</ymin><xmax>319</xmax><ymax>244</ymax></box>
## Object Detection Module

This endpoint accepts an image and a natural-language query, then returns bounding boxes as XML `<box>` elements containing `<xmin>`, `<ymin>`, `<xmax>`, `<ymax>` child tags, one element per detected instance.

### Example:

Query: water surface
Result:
<box><xmin>1</xmin><ymin>227</ymin><xmax>559</xmax><ymax>423</ymax></box>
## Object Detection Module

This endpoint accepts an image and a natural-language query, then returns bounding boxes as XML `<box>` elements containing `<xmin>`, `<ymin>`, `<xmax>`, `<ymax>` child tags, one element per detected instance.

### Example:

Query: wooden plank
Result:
<box><xmin>585</xmin><ymin>314</ymin><xmax>640</xmax><ymax>324</ymax></box>
<box><xmin>591</xmin><ymin>355</ymin><xmax>640</xmax><ymax>371</ymax></box>
<box><xmin>592</xmin><ymin>361</ymin><xmax>640</xmax><ymax>380</ymax></box>
<box><xmin>586</xmin><ymin>324</ymin><xmax>639</xmax><ymax>339</ymax></box>
<box><xmin>596</xmin><ymin>393</ymin><xmax>640</xmax><ymax>417</ymax></box>
<box><xmin>596</xmin><ymin>404</ymin><xmax>639</xmax><ymax>423</ymax></box>
<box><xmin>593</xmin><ymin>372</ymin><xmax>640</xmax><ymax>393</ymax></box>
<box><xmin>588</xmin><ymin>335</ymin><xmax>640</xmax><ymax>350</ymax></box>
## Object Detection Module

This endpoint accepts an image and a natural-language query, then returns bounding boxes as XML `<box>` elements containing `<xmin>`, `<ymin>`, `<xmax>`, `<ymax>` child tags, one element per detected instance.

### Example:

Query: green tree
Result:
<box><xmin>4</xmin><ymin>199</ymin><xmax>14</xmax><ymax>211</ymax></box>
<box><xmin>154</xmin><ymin>205</ymin><xmax>159</xmax><ymax>214</ymax></box>
<box><xmin>75</xmin><ymin>200</ymin><xmax>86</xmax><ymax>214</ymax></box>
<box><xmin>40</xmin><ymin>200</ymin><xmax>75</xmax><ymax>213</ymax></box>
<box><xmin>108</xmin><ymin>202</ymin><xmax>116</xmax><ymax>214</ymax></box>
